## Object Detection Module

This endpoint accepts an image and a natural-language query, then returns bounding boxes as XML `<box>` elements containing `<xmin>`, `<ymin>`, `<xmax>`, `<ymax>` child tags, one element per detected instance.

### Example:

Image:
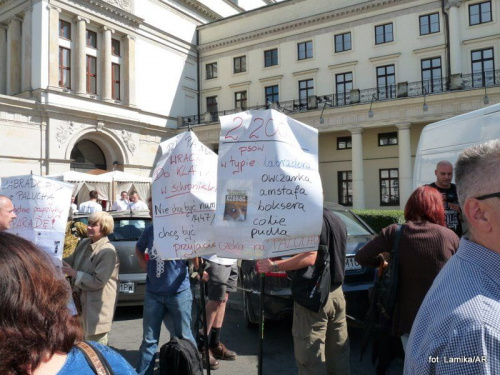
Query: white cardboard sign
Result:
<box><xmin>152</xmin><ymin>132</ymin><xmax>218</xmax><ymax>259</ymax></box>
<box><xmin>214</xmin><ymin>109</ymin><xmax>323</xmax><ymax>259</ymax></box>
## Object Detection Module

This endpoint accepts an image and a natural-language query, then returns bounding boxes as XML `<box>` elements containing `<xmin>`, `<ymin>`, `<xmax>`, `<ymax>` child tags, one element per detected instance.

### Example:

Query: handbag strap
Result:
<box><xmin>391</xmin><ymin>224</ymin><xmax>403</xmax><ymax>254</ymax></box>
<box><xmin>76</xmin><ymin>341</ymin><xmax>114</xmax><ymax>375</ymax></box>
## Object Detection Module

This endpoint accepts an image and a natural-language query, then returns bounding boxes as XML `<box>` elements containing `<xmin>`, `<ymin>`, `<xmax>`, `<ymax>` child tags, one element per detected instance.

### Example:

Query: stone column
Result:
<box><xmin>447</xmin><ymin>1</ymin><xmax>462</xmax><ymax>75</ymax></box>
<box><xmin>349</xmin><ymin>126</ymin><xmax>365</xmax><ymax>209</ymax></box>
<box><xmin>397</xmin><ymin>123</ymin><xmax>412</xmax><ymax>208</ymax></box>
<box><xmin>123</xmin><ymin>35</ymin><xmax>136</xmax><ymax>107</ymax></box>
<box><xmin>21</xmin><ymin>8</ymin><xmax>32</xmax><ymax>93</ymax></box>
<box><xmin>101</xmin><ymin>26</ymin><xmax>113</xmax><ymax>101</ymax></box>
<box><xmin>48</xmin><ymin>5</ymin><xmax>61</xmax><ymax>88</ymax></box>
<box><xmin>7</xmin><ymin>17</ymin><xmax>22</xmax><ymax>95</ymax></box>
<box><xmin>0</xmin><ymin>25</ymin><xmax>7</xmax><ymax>94</ymax></box>
<box><xmin>74</xmin><ymin>16</ymin><xmax>89</xmax><ymax>95</ymax></box>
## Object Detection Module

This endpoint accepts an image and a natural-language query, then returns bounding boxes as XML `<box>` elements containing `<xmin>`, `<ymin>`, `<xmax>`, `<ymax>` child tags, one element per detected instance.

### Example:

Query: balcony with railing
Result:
<box><xmin>180</xmin><ymin>70</ymin><xmax>500</xmax><ymax>127</ymax></box>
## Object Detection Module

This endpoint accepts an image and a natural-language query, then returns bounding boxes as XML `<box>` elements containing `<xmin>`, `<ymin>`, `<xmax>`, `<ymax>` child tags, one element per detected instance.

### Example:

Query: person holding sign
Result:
<box><xmin>62</xmin><ymin>212</ymin><xmax>119</xmax><ymax>345</ymax></box>
<box><xmin>257</xmin><ymin>208</ymin><xmax>350</xmax><ymax>375</ymax></box>
<box><xmin>79</xmin><ymin>190</ymin><xmax>103</xmax><ymax>213</ymax></box>
<box><xmin>0</xmin><ymin>195</ymin><xmax>16</xmax><ymax>231</ymax></box>
<box><xmin>135</xmin><ymin>197</ymin><xmax>196</xmax><ymax>375</ymax></box>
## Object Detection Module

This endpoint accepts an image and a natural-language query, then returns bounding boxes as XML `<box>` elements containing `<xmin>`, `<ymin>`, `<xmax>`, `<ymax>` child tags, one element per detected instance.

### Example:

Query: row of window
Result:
<box><xmin>206</xmin><ymin>47</ymin><xmax>495</xmax><ymax>113</ymax></box>
<box><xmin>338</xmin><ymin>168</ymin><xmax>400</xmax><ymax>207</ymax></box>
<box><xmin>58</xmin><ymin>20</ymin><xmax>122</xmax><ymax>100</ymax></box>
<box><xmin>206</xmin><ymin>1</ymin><xmax>493</xmax><ymax>79</ymax></box>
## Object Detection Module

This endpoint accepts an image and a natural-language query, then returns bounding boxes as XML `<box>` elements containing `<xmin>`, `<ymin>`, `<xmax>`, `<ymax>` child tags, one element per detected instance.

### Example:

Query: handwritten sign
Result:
<box><xmin>0</xmin><ymin>175</ymin><xmax>73</xmax><ymax>264</ymax></box>
<box><xmin>152</xmin><ymin>132</ymin><xmax>217</xmax><ymax>259</ymax></box>
<box><xmin>214</xmin><ymin>109</ymin><xmax>323</xmax><ymax>259</ymax></box>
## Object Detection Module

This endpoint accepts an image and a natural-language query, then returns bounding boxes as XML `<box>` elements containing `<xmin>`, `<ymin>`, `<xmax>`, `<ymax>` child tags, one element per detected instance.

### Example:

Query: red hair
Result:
<box><xmin>0</xmin><ymin>232</ymin><xmax>83</xmax><ymax>375</ymax></box>
<box><xmin>404</xmin><ymin>185</ymin><xmax>446</xmax><ymax>226</ymax></box>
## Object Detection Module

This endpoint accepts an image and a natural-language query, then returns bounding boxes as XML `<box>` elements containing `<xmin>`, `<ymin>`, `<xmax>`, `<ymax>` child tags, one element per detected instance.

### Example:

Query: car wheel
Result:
<box><xmin>243</xmin><ymin>291</ymin><xmax>259</xmax><ymax>328</ymax></box>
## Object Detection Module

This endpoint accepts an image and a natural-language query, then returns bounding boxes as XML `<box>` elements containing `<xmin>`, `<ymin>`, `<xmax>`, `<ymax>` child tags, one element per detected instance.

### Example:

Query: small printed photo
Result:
<box><xmin>224</xmin><ymin>193</ymin><xmax>248</xmax><ymax>221</ymax></box>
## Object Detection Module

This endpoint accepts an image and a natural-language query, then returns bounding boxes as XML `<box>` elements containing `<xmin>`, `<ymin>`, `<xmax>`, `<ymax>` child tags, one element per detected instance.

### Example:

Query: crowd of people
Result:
<box><xmin>1</xmin><ymin>139</ymin><xmax>500</xmax><ymax>374</ymax></box>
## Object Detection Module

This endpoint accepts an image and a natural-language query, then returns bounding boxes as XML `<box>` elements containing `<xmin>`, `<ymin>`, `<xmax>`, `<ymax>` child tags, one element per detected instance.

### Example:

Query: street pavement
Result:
<box><xmin>108</xmin><ymin>288</ymin><xmax>404</xmax><ymax>374</ymax></box>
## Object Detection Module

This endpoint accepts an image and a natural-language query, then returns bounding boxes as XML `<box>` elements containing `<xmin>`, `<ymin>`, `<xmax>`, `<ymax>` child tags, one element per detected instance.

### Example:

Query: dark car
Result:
<box><xmin>73</xmin><ymin>210</ymin><xmax>151</xmax><ymax>306</ymax></box>
<box><xmin>239</xmin><ymin>202</ymin><xmax>376</xmax><ymax>326</ymax></box>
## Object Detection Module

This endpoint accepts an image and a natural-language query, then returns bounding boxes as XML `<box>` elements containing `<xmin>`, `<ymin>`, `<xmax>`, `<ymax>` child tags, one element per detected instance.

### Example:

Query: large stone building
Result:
<box><xmin>1</xmin><ymin>0</ymin><xmax>499</xmax><ymax>209</ymax></box>
<box><xmin>190</xmin><ymin>0</ymin><xmax>500</xmax><ymax>209</ymax></box>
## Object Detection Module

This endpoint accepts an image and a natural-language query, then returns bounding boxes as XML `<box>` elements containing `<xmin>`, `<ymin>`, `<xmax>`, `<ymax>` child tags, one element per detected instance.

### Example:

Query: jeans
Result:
<box><xmin>135</xmin><ymin>288</ymin><xmax>195</xmax><ymax>375</ymax></box>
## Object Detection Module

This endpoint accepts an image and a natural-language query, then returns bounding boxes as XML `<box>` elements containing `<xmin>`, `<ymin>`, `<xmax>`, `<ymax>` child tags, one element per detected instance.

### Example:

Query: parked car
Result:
<box><xmin>239</xmin><ymin>202</ymin><xmax>376</xmax><ymax>326</ymax></box>
<box><xmin>72</xmin><ymin>210</ymin><xmax>151</xmax><ymax>306</ymax></box>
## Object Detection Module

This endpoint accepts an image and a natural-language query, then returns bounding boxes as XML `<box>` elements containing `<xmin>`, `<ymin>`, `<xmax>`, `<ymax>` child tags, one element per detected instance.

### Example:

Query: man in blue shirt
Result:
<box><xmin>135</xmin><ymin>197</ymin><xmax>196</xmax><ymax>375</ymax></box>
<box><xmin>404</xmin><ymin>140</ymin><xmax>500</xmax><ymax>374</ymax></box>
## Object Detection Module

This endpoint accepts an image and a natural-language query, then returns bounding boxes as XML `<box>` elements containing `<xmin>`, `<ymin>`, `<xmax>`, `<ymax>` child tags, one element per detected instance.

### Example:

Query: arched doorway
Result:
<box><xmin>70</xmin><ymin>139</ymin><xmax>107</xmax><ymax>172</ymax></box>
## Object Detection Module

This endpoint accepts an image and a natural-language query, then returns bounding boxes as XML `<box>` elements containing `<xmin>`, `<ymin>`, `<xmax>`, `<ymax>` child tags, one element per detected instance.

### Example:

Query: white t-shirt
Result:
<box><xmin>128</xmin><ymin>200</ymin><xmax>148</xmax><ymax>211</ymax></box>
<box><xmin>111</xmin><ymin>199</ymin><xmax>129</xmax><ymax>211</ymax></box>
<box><xmin>79</xmin><ymin>200</ymin><xmax>103</xmax><ymax>213</ymax></box>
<box><xmin>204</xmin><ymin>254</ymin><xmax>237</xmax><ymax>266</ymax></box>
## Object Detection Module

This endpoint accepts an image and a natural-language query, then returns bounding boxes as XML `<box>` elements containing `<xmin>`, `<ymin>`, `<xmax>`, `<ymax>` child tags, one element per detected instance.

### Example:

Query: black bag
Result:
<box><xmin>159</xmin><ymin>337</ymin><xmax>203</xmax><ymax>375</ymax></box>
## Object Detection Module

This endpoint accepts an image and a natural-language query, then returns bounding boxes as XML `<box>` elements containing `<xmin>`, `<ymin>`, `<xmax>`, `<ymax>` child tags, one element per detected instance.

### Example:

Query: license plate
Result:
<box><xmin>345</xmin><ymin>256</ymin><xmax>362</xmax><ymax>271</ymax></box>
<box><xmin>119</xmin><ymin>282</ymin><xmax>135</xmax><ymax>294</ymax></box>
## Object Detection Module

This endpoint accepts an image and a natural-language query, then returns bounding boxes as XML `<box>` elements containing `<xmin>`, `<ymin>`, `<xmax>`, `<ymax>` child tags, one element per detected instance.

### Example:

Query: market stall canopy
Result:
<box><xmin>46</xmin><ymin>171</ymin><xmax>111</xmax><ymax>203</ymax></box>
<box><xmin>100</xmin><ymin>171</ymin><xmax>151</xmax><ymax>203</ymax></box>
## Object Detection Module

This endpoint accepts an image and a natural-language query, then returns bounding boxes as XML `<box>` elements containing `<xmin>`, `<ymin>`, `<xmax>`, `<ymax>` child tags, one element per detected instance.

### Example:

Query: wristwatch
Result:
<box><xmin>271</xmin><ymin>261</ymin><xmax>279</xmax><ymax>272</ymax></box>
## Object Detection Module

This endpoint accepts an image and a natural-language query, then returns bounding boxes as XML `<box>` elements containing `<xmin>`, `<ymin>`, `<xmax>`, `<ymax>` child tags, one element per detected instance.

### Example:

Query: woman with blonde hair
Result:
<box><xmin>63</xmin><ymin>211</ymin><xmax>119</xmax><ymax>345</ymax></box>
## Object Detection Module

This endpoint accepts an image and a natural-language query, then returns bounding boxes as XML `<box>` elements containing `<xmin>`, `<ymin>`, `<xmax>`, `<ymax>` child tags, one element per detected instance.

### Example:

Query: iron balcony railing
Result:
<box><xmin>181</xmin><ymin>69</ymin><xmax>500</xmax><ymax>126</ymax></box>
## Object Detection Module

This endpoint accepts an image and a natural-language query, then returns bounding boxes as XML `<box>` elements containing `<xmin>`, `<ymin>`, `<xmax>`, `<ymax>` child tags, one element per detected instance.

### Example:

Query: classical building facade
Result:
<box><xmin>189</xmin><ymin>0</ymin><xmax>500</xmax><ymax>209</ymax></box>
<box><xmin>0</xmin><ymin>0</ymin><xmax>276</xmax><ymax>179</ymax></box>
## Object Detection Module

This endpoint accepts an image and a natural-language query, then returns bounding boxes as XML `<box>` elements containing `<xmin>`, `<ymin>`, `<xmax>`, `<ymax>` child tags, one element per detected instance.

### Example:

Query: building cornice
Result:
<box><xmin>61</xmin><ymin>0</ymin><xmax>144</xmax><ymax>26</ymax></box>
<box><xmin>259</xmin><ymin>75</ymin><xmax>284</xmax><ymax>83</ymax></box>
<box><xmin>462</xmin><ymin>33</ymin><xmax>500</xmax><ymax>45</ymax></box>
<box><xmin>198</xmin><ymin>0</ymin><xmax>413</xmax><ymax>52</ymax></box>
<box><xmin>413</xmin><ymin>44</ymin><xmax>446</xmax><ymax>55</ymax></box>
<box><xmin>369</xmin><ymin>52</ymin><xmax>401</xmax><ymax>63</ymax></box>
<box><xmin>328</xmin><ymin>61</ymin><xmax>358</xmax><ymax>70</ymax></box>
<box><xmin>178</xmin><ymin>0</ymin><xmax>223</xmax><ymax>22</ymax></box>
<box><xmin>229</xmin><ymin>81</ymin><xmax>251</xmax><ymax>88</ymax></box>
<box><xmin>292</xmin><ymin>68</ymin><xmax>319</xmax><ymax>77</ymax></box>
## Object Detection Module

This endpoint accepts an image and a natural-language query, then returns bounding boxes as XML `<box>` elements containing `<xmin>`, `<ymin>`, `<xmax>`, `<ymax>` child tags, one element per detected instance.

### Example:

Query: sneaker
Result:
<box><xmin>200</xmin><ymin>346</ymin><xmax>220</xmax><ymax>370</ymax></box>
<box><xmin>211</xmin><ymin>342</ymin><xmax>237</xmax><ymax>361</ymax></box>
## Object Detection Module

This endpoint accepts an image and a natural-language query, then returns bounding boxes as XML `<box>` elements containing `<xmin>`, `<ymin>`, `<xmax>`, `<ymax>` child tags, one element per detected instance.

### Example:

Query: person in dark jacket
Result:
<box><xmin>355</xmin><ymin>185</ymin><xmax>459</xmax><ymax>350</ymax></box>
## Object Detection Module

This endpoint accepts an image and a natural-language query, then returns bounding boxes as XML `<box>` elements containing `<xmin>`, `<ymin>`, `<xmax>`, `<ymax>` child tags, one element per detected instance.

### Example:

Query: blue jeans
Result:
<box><xmin>136</xmin><ymin>288</ymin><xmax>195</xmax><ymax>375</ymax></box>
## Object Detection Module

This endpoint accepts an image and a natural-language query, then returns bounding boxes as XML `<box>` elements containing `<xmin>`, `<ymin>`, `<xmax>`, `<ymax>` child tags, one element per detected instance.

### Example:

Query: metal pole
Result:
<box><xmin>258</xmin><ymin>273</ymin><xmax>265</xmax><ymax>375</ymax></box>
<box><xmin>199</xmin><ymin>261</ymin><xmax>211</xmax><ymax>375</ymax></box>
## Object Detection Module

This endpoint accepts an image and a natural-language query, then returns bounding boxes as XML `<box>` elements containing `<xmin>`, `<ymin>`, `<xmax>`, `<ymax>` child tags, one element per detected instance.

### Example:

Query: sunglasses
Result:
<box><xmin>475</xmin><ymin>192</ymin><xmax>500</xmax><ymax>201</ymax></box>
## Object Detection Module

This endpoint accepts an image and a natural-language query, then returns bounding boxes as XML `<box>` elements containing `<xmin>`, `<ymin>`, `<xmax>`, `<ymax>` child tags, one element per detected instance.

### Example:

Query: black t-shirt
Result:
<box><xmin>320</xmin><ymin>208</ymin><xmax>347</xmax><ymax>288</ymax></box>
<box><xmin>428</xmin><ymin>182</ymin><xmax>462</xmax><ymax>237</ymax></box>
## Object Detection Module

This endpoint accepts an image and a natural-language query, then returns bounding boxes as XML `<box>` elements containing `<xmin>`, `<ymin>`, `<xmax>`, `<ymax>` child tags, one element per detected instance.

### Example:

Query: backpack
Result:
<box><xmin>159</xmin><ymin>337</ymin><xmax>203</xmax><ymax>375</ymax></box>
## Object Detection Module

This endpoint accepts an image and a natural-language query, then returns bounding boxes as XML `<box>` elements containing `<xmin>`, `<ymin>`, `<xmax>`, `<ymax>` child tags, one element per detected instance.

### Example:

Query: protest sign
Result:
<box><xmin>0</xmin><ymin>175</ymin><xmax>73</xmax><ymax>264</ymax></box>
<box><xmin>214</xmin><ymin>109</ymin><xmax>323</xmax><ymax>259</ymax></box>
<box><xmin>152</xmin><ymin>132</ymin><xmax>217</xmax><ymax>259</ymax></box>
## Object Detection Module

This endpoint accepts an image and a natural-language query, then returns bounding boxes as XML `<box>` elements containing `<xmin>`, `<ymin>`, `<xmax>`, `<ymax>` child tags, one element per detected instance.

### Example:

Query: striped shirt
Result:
<box><xmin>404</xmin><ymin>238</ymin><xmax>500</xmax><ymax>374</ymax></box>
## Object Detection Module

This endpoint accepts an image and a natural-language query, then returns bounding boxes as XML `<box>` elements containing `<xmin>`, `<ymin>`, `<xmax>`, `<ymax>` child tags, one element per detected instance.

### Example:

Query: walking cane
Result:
<box><xmin>198</xmin><ymin>260</ymin><xmax>211</xmax><ymax>375</ymax></box>
<box><xmin>258</xmin><ymin>272</ymin><xmax>265</xmax><ymax>375</ymax></box>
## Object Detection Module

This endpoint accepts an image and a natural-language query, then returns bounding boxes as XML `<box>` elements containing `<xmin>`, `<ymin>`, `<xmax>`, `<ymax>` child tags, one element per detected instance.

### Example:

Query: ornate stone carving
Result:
<box><xmin>121</xmin><ymin>129</ymin><xmax>136</xmax><ymax>154</ymax></box>
<box><xmin>101</xmin><ymin>0</ymin><xmax>132</xmax><ymax>12</ymax></box>
<box><xmin>56</xmin><ymin>121</ymin><xmax>77</xmax><ymax>148</ymax></box>
<box><xmin>96</xmin><ymin>121</ymin><xmax>105</xmax><ymax>132</ymax></box>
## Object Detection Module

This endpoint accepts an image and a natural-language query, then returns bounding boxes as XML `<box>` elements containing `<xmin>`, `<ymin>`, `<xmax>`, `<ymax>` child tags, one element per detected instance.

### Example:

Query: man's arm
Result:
<box><xmin>135</xmin><ymin>246</ymin><xmax>147</xmax><ymax>271</ymax></box>
<box><xmin>256</xmin><ymin>251</ymin><xmax>317</xmax><ymax>273</ymax></box>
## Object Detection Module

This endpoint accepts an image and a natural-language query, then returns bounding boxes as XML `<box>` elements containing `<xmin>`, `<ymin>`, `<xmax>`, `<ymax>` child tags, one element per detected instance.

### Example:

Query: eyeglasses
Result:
<box><xmin>475</xmin><ymin>192</ymin><xmax>500</xmax><ymax>201</ymax></box>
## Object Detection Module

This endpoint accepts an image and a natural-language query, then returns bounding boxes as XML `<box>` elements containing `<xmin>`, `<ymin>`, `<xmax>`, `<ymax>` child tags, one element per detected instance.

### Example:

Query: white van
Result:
<box><xmin>413</xmin><ymin>103</ymin><xmax>500</xmax><ymax>189</ymax></box>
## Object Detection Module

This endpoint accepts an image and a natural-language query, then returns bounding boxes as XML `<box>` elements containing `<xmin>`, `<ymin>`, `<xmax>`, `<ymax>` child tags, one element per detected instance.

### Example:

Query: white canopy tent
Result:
<box><xmin>100</xmin><ymin>171</ymin><xmax>151</xmax><ymax>203</ymax></box>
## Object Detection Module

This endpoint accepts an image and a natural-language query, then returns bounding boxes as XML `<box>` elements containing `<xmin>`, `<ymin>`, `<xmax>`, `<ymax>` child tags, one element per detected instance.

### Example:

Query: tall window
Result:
<box><xmin>338</xmin><ymin>171</ymin><xmax>353</xmax><ymax>206</ymax></box>
<box><xmin>112</xmin><ymin>39</ymin><xmax>121</xmax><ymax>56</ymax></box>
<box><xmin>297</xmin><ymin>41</ymin><xmax>313</xmax><ymax>60</ymax></box>
<box><xmin>265</xmin><ymin>85</ymin><xmax>279</xmax><ymax>104</ymax></box>
<box><xmin>59</xmin><ymin>20</ymin><xmax>71</xmax><ymax>39</ymax></box>
<box><xmin>375</xmin><ymin>23</ymin><xmax>393</xmax><ymax>44</ymax></box>
<box><xmin>377</xmin><ymin>65</ymin><xmax>395</xmax><ymax>99</ymax></box>
<box><xmin>337</xmin><ymin>136</ymin><xmax>352</xmax><ymax>150</ymax></box>
<box><xmin>378</xmin><ymin>132</ymin><xmax>398</xmax><ymax>146</ymax></box>
<box><xmin>112</xmin><ymin>63</ymin><xmax>120</xmax><ymax>100</ymax></box>
<box><xmin>233</xmin><ymin>56</ymin><xmax>246</xmax><ymax>73</ymax></box>
<box><xmin>206</xmin><ymin>96</ymin><xmax>218</xmax><ymax>121</ymax></box>
<box><xmin>206</xmin><ymin>63</ymin><xmax>217</xmax><ymax>80</ymax></box>
<box><xmin>86</xmin><ymin>55</ymin><xmax>97</xmax><ymax>94</ymax></box>
<box><xmin>421</xmin><ymin>57</ymin><xmax>443</xmax><ymax>93</ymax></box>
<box><xmin>264</xmin><ymin>49</ymin><xmax>278</xmax><ymax>67</ymax></box>
<box><xmin>59</xmin><ymin>47</ymin><xmax>71</xmax><ymax>88</ymax></box>
<box><xmin>469</xmin><ymin>1</ymin><xmax>492</xmax><ymax>26</ymax></box>
<box><xmin>335</xmin><ymin>32</ymin><xmax>351</xmax><ymax>53</ymax></box>
<box><xmin>298</xmin><ymin>79</ymin><xmax>314</xmax><ymax>106</ymax></box>
<box><xmin>86</xmin><ymin>30</ymin><xmax>97</xmax><ymax>48</ymax></box>
<box><xmin>380</xmin><ymin>169</ymin><xmax>399</xmax><ymax>206</ymax></box>
<box><xmin>419</xmin><ymin>13</ymin><xmax>440</xmax><ymax>35</ymax></box>
<box><xmin>235</xmin><ymin>91</ymin><xmax>247</xmax><ymax>110</ymax></box>
<box><xmin>336</xmin><ymin>72</ymin><xmax>352</xmax><ymax>106</ymax></box>
<box><xmin>471</xmin><ymin>48</ymin><xmax>495</xmax><ymax>87</ymax></box>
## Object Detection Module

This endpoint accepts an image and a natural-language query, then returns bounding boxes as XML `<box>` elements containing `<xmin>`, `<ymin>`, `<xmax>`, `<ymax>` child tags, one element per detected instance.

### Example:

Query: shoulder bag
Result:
<box><xmin>76</xmin><ymin>341</ymin><xmax>115</xmax><ymax>375</ymax></box>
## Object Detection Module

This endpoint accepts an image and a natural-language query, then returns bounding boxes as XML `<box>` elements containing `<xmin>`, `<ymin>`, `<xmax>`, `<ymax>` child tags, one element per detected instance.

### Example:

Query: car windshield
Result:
<box><xmin>333</xmin><ymin>210</ymin><xmax>372</xmax><ymax>236</ymax></box>
<box><xmin>109</xmin><ymin>219</ymin><xmax>152</xmax><ymax>241</ymax></box>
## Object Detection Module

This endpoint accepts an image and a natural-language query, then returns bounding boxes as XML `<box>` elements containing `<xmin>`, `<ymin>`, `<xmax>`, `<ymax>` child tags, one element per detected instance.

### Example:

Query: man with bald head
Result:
<box><xmin>428</xmin><ymin>160</ymin><xmax>462</xmax><ymax>236</ymax></box>
<box><xmin>0</xmin><ymin>195</ymin><xmax>16</xmax><ymax>231</ymax></box>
